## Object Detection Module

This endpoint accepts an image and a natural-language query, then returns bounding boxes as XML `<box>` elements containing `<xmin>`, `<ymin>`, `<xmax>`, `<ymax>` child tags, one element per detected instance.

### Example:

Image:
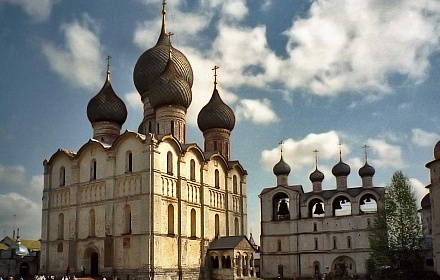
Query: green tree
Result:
<box><xmin>368</xmin><ymin>171</ymin><xmax>423</xmax><ymax>279</ymax></box>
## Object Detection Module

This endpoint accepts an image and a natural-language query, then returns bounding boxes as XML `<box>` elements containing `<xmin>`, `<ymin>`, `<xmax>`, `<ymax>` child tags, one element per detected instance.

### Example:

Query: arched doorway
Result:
<box><xmin>20</xmin><ymin>263</ymin><xmax>29</xmax><ymax>280</ymax></box>
<box><xmin>331</xmin><ymin>256</ymin><xmax>356</xmax><ymax>277</ymax></box>
<box><xmin>90</xmin><ymin>252</ymin><xmax>99</xmax><ymax>276</ymax></box>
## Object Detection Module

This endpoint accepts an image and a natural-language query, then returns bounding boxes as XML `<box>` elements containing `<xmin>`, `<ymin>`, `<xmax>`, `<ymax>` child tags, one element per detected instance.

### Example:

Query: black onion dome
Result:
<box><xmin>434</xmin><ymin>140</ymin><xmax>440</xmax><ymax>159</ymax></box>
<box><xmin>358</xmin><ymin>162</ymin><xmax>375</xmax><ymax>177</ymax></box>
<box><xmin>148</xmin><ymin>58</ymin><xmax>192</xmax><ymax>109</ymax></box>
<box><xmin>273</xmin><ymin>156</ymin><xmax>291</xmax><ymax>176</ymax></box>
<box><xmin>309</xmin><ymin>168</ymin><xmax>324</xmax><ymax>182</ymax></box>
<box><xmin>197</xmin><ymin>87</ymin><xmax>235</xmax><ymax>132</ymax></box>
<box><xmin>332</xmin><ymin>160</ymin><xmax>351</xmax><ymax>177</ymax></box>
<box><xmin>133</xmin><ymin>26</ymin><xmax>193</xmax><ymax>97</ymax></box>
<box><xmin>87</xmin><ymin>78</ymin><xmax>127</xmax><ymax>126</ymax></box>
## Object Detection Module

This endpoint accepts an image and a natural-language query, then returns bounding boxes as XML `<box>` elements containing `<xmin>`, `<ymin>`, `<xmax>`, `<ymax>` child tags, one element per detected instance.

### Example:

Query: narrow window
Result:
<box><xmin>233</xmin><ymin>175</ymin><xmax>238</xmax><ymax>194</ymax></box>
<box><xmin>313</xmin><ymin>222</ymin><xmax>317</xmax><ymax>232</ymax></box>
<box><xmin>214</xmin><ymin>141</ymin><xmax>218</xmax><ymax>151</ymax></box>
<box><xmin>171</xmin><ymin>121</ymin><xmax>175</xmax><ymax>136</ymax></box>
<box><xmin>215</xmin><ymin>169</ymin><xmax>219</xmax><ymax>188</ymax></box>
<box><xmin>90</xmin><ymin>159</ymin><xmax>97</xmax><ymax>180</ymax></box>
<box><xmin>89</xmin><ymin>209</ymin><xmax>95</xmax><ymax>237</ymax></box>
<box><xmin>314</xmin><ymin>238</ymin><xmax>318</xmax><ymax>250</ymax></box>
<box><xmin>168</xmin><ymin>204</ymin><xmax>175</xmax><ymax>235</ymax></box>
<box><xmin>277</xmin><ymin>239</ymin><xmax>282</xmax><ymax>252</ymax></box>
<box><xmin>124</xmin><ymin>205</ymin><xmax>132</xmax><ymax>234</ymax></box>
<box><xmin>157</xmin><ymin>123</ymin><xmax>160</xmax><ymax>134</ymax></box>
<box><xmin>148</xmin><ymin>121</ymin><xmax>152</xmax><ymax>133</ymax></box>
<box><xmin>190</xmin><ymin>208</ymin><xmax>196</xmax><ymax>238</ymax></box>
<box><xmin>59</xmin><ymin>166</ymin><xmax>65</xmax><ymax>186</ymax></box>
<box><xmin>190</xmin><ymin>159</ymin><xmax>196</xmax><ymax>181</ymax></box>
<box><xmin>235</xmin><ymin>217</ymin><xmax>239</xmax><ymax>235</ymax></box>
<box><xmin>126</xmin><ymin>151</ymin><xmax>133</xmax><ymax>173</ymax></box>
<box><xmin>367</xmin><ymin>218</ymin><xmax>371</xmax><ymax>227</ymax></box>
<box><xmin>167</xmin><ymin>152</ymin><xmax>173</xmax><ymax>175</ymax></box>
<box><xmin>333</xmin><ymin>237</ymin><xmax>337</xmax><ymax>249</ymax></box>
<box><xmin>347</xmin><ymin>236</ymin><xmax>352</xmax><ymax>248</ymax></box>
<box><xmin>215</xmin><ymin>214</ymin><xmax>219</xmax><ymax>237</ymax></box>
<box><xmin>58</xmin><ymin>213</ymin><xmax>64</xmax><ymax>239</ymax></box>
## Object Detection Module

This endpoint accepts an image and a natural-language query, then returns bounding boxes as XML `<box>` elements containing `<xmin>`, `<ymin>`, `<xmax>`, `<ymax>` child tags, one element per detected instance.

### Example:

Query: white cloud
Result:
<box><xmin>235</xmin><ymin>98</ymin><xmax>278</xmax><ymax>124</ymax></box>
<box><xmin>367</xmin><ymin>138</ymin><xmax>404</xmax><ymax>169</ymax></box>
<box><xmin>409</xmin><ymin>177</ymin><xmax>429</xmax><ymax>207</ymax></box>
<box><xmin>125</xmin><ymin>91</ymin><xmax>143</xmax><ymax>111</ymax></box>
<box><xmin>0</xmin><ymin>0</ymin><xmax>59</xmax><ymax>21</ymax></box>
<box><xmin>412</xmin><ymin>128</ymin><xmax>439</xmax><ymax>147</ymax></box>
<box><xmin>261</xmin><ymin>131</ymin><xmax>343</xmax><ymax>171</ymax></box>
<box><xmin>42</xmin><ymin>14</ymin><xmax>104</xmax><ymax>90</ymax></box>
<box><xmin>0</xmin><ymin>193</ymin><xmax>41</xmax><ymax>239</ymax></box>
<box><xmin>282</xmin><ymin>0</ymin><xmax>440</xmax><ymax>95</ymax></box>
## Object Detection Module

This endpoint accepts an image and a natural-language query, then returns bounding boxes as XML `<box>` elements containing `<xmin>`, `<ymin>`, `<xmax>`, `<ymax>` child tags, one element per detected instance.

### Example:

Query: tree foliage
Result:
<box><xmin>368</xmin><ymin>171</ymin><xmax>424</xmax><ymax>279</ymax></box>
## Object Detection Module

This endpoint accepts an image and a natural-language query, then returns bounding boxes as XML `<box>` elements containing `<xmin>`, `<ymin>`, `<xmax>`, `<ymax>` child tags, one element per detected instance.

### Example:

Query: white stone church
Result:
<box><xmin>259</xmin><ymin>149</ymin><xmax>384</xmax><ymax>279</ymax></box>
<box><xmin>40</xmin><ymin>3</ymin><xmax>256</xmax><ymax>280</ymax></box>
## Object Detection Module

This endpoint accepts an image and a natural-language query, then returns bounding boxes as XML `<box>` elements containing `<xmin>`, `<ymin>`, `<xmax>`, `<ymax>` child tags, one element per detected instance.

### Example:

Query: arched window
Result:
<box><xmin>273</xmin><ymin>193</ymin><xmax>290</xmax><ymax>221</ymax></box>
<box><xmin>215</xmin><ymin>214</ymin><xmax>219</xmax><ymax>237</ymax></box>
<box><xmin>167</xmin><ymin>152</ymin><xmax>173</xmax><ymax>175</ymax></box>
<box><xmin>89</xmin><ymin>209</ymin><xmax>95</xmax><ymax>237</ymax></box>
<box><xmin>148</xmin><ymin>121</ymin><xmax>152</xmax><ymax>133</ymax></box>
<box><xmin>277</xmin><ymin>239</ymin><xmax>282</xmax><ymax>252</ymax></box>
<box><xmin>171</xmin><ymin>121</ymin><xmax>175</xmax><ymax>136</ymax></box>
<box><xmin>233</xmin><ymin>175</ymin><xmax>238</xmax><ymax>194</ymax></box>
<box><xmin>333</xmin><ymin>196</ymin><xmax>352</xmax><ymax>216</ymax></box>
<box><xmin>215</xmin><ymin>169</ymin><xmax>220</xmax><ymax>188</ymax></box>
<box><xmin>123</xmin><ymin>205</ymin><xmax>131</xmax><ymax>234</ymax></box>
<box><xmin>90</xmin><ymin>159</ymin><xmax>97</xmax><ymax>180</ymax></box>
<box><xmin>347</xmin><ymin>236</ymin><xmax>352</xmax><ymax>248</ymax></box>
<box><xmin>190</xmin><ymin>159</ymin><xmax>196</xmax><ymax>181</ymax></box>
<box><xmin>59</xmin><ymin>166</ymin><xmax>65</xmax><ymax>186</ymax></box>
<box><xmin>313</xmin><ymin>222</ymin><xmax>317</xmax><ymax>232</ymax></box>
<box><xmin>190</xmin><ymin>208</ymin><xmax>196</xmax><ymax>238</ymax></box>
<box><xmin>234</xmin><ymin>217</ymin><xmax>239</xmax><ymax>235</ymax></box>
<box><xmin>309</xmin><ymin>198</ymin><xmax>325</xmax><ymax>218</ymax></box>
<box><xmin>359</xmin><ymin>194</ymin><xmax>378</xmax><ymax>213</ymax></box>
<box><xmin>314</xmin><ymin>238</ymin><xmax>318</xmax><ymax>250</ymax></box>
<box><xmin>126</xmin><ymin>151</ymin><xmax>133</xmax><ymax>173</ymax></box>
<box><xmin>168</xmin><ymin>204</ymin><xmax>175</xmax><ymax>235</ymax></box>
<box><xmin>58</xmin><ymin>213</ymin><xmax>64</xmax><ymax>239</ymax></box>
<box><xmin>333</xmin><ymin>236</ymin><xmax>337</xmax><ymax>249</ymax></box>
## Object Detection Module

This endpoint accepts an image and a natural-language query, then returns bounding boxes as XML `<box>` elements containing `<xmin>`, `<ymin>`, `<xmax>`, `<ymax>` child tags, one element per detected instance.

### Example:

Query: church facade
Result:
<box><xmin>259</xmin><ymin>150</ymin><xmax>384</xmax><ymax>279</ymax></box>
<box><xmin>40</xmin><ymin>4</ymin><xmax>254</xmax><ymax>280</ymax></box>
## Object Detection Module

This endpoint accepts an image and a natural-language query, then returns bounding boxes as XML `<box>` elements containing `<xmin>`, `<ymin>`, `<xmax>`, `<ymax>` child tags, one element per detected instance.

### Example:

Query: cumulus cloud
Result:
<box><xmin>366</xmin><ymin>138</ymin><xmax>404</xmax><ymax>169</ymax></box>
<box><xmin>409</xmin><ymin>177</ymin><xmax>429</xmax><ymax>207</ymax></box>
<box><xmin>412</xmin><ymin>128</ymin><xmax>440</xmax><ymax>147</ymax></box>
<box><xmin>235</xmin><ymin>98</ymin><xmax>278</xmax><ymax>124</ymax></box>
<box><xmin>0</xmin><ymin>165</ymin><xmax>43</xmax><ymax>239</ymax></box>
<box><xmin>125</xmin><ymin>91</ymin><xmax>143</xmax><ymax>111</ymax></box>
<box><xmin>42</xmin><ymin>14</ymin><xmax>104</xmax><ymax>90</ymax></box>
<box><xmin>282</xmin><ymin>0</ymin><xmax>440</xmax><ymax>95</ymax></box>
<box><xmin>0</xmin><ymin>0</ymin><xmax>59</xmax><ymax>21</ymax></box>
<box><xmin>261</xmin><ymin>130</ymin><xmax>343</xmax><ymax>171</ymax></box>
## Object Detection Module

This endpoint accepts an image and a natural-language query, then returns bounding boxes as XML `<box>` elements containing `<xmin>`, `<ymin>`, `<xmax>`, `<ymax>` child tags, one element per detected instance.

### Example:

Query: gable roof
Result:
<box><xmin>208</xmin><ymin>235</ymin><xmax>255</xmax><ymax>251</ymax></box>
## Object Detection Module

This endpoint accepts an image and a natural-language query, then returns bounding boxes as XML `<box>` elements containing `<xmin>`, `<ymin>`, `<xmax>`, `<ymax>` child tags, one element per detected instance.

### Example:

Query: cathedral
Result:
<box><xmin>259</xmin><ymin>147</ymin><xmax>384</xmax><ymax>278</ymax></box>
<box><xmin>40</xmin><ymin>3</ymin><xmax>256</xmax><ymax>280</ymax></box>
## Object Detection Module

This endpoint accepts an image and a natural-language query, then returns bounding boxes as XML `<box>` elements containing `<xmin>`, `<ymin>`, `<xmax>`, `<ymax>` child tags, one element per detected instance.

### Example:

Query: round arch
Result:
<box><xmin>331</xmin><ymin>256</ymin><xmax>356</xmax><ymax>277</ymax></box>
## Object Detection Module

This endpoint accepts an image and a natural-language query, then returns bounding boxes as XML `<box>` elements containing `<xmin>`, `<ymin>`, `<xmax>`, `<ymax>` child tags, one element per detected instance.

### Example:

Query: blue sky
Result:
<box><xmin>1</xmin><ymin>0</ymin><xmax>440</xmax><ymax>241</ymax></box>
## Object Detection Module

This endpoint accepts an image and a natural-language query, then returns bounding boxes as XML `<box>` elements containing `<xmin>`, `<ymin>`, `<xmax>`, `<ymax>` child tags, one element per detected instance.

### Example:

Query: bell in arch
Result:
<box><xmin>277</xmin><ymin>199</ymin><xmax>290</xmax><ymax>215</ymax></box>
<box><xmin>313</xmin><ymin>202</ymin><xmax>325</xmax><ymax>215</ymax></box>
<box><xmin>334</xmin><ymin>201</ymin><xmax>343</xmax><ymax>210</ymax></box>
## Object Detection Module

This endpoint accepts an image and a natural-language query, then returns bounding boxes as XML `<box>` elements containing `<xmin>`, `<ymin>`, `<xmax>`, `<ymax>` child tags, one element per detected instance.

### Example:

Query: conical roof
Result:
<box><xmin>87</xmin><ymin>72</ymin><xmax>127</xmax><ymax>126</ymax></box>
<box><xmin>197</xmin><ymin>86</ymin><xmax>235</xmax><ymax>132</ymax></box>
